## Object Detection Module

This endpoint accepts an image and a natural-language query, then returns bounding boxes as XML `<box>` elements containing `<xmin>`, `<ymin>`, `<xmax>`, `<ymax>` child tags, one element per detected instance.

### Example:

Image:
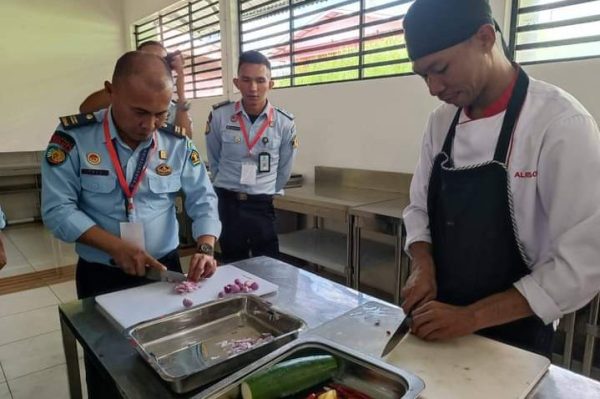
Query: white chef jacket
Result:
<box><xmin>403</xmin><ymin>76</ymin><xmax>600</xmax><ymax>324</ymax></box>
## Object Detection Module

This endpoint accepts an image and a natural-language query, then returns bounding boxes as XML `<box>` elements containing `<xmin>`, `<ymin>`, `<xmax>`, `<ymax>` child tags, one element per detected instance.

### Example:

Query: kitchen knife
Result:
<box><xmin>381</xmin><ymin>314</ymin><xmax>412</xmax><ymax>357</ymax></box>
<box><xmin>145</xmin><ymin>268</ymin><xmax>187</xmax><ymax>283</ymax></box>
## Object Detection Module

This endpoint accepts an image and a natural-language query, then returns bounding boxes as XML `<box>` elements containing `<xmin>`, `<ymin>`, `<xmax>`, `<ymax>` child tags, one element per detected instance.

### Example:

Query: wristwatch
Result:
<box><xmin>196</xmin><ymin>242</ymin><xmax>214</xmax><ymax>256</ymax></box>
<box><xmin>177</xmin><ymin>100</ymin><xmax>192</xmax><ymax>111</ymax></box>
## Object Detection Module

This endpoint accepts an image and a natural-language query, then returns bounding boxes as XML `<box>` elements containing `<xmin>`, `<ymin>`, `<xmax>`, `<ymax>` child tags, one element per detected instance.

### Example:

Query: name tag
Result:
<box><xmin>258</xmin><ymin>152</ymin><xmax>270</xmax><ymax>173</ymax></box>
<box><xmin>81</xmin><ymin>168</ymin><xmax>109</xmax><ymax>176</ymax></box>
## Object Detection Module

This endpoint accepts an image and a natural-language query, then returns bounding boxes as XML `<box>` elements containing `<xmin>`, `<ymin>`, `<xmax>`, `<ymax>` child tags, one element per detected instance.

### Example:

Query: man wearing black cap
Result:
<box><xmin>401</xmin><ymin>0</ymin><xmax>600</xmax><ymax>356</ymax></box>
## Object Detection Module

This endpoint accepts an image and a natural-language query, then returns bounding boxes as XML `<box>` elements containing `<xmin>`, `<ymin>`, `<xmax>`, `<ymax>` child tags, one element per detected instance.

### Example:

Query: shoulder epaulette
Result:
<box><xmin>159</xmin><ymin>123</ymin><xmax>186</xmax><ymax>139</ymax></box>
<box><xmin>275</xmin><ymin>107</ymin><xmax>295</xmax><ymax>121</ymax></box>
<box><xmin>212</xmin><ymin>100</ymin><xmax>233</xmax><ymax>110</ymax></box>
<box><xmin>58</xmin><ymin>113</ymin><xmax>98</xmax><ymax>130</ymax></box>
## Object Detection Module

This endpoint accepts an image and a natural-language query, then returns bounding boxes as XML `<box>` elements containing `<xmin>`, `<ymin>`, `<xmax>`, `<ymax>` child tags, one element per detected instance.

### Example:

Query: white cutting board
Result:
<box><xmin>385</xmin><ymin>334</ymin><xmax>550</xmax><ymax>399</ymax></box>
<box><xmin>96</xmin><ymin>265</ymin><xmax>278</xmax><ymax>330</ymax></box>
<box><xmin>313</xmin><ymin>302</ymin><xmax>550</xmax><ymax>399</ymax></box>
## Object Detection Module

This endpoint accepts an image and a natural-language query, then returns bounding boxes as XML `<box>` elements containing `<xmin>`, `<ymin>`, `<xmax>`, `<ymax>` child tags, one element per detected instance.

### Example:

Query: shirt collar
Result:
<box><xmin>103</xmin><ymin>107</ymin><xmax>154</xmax><ymax>150</ymax></box>
<box><xmin>235</xmin><ymin>100</ymin><xmax>273</xmax><ymax>120</ymax></box>
<box><xmin>465</xmin><ymin>66</ymin><xmax>519</xmax><ymax>120</ymax></box>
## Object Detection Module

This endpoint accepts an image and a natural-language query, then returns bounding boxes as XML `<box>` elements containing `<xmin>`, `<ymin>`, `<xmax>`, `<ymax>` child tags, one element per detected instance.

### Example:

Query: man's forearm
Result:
<box><xmin>469</xmin><ymin>288</ymin><xmax>536</xmax><ymax>330</ymax></box>
<box><xmin>175</xmin><ymin>75</ymin><xmax>193</xmax><ymax>136</ymax></box>
<box><xmin>409</xmin><ymin>241</ymin><xmax>435</xmax><ymax>273</ymax></box>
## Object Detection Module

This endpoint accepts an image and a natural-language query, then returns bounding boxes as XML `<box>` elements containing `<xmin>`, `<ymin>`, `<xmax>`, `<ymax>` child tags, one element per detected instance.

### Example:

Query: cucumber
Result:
<box><xmin>241</xmin><ymin>355</ymin><xmax>338</xmax><ymax>399</ymax></box>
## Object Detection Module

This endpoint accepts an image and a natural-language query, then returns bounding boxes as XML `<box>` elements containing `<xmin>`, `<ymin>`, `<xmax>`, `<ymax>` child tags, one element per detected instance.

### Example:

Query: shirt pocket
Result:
<box><xmin>221</xmin><ymin>132</ymin><xmax>246</xmax><ymax>160</ymax></box>
<box><xmin>145</xmin><ymin>175</ymin><xmax>181</xmax><ymax>211</ymax></box>
<box><xmin>148</xmin><ymin>175</ymin><xmax>182</xmax><ymax>194</ymax></box>
<box><xmin>81</xmin><ymin>174</ymin><xmax>117</xmax><ymax>193</ymax></box>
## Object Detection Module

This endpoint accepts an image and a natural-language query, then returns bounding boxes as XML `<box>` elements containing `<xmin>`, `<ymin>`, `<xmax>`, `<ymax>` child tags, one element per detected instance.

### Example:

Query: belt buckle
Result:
<box><xmin>237</xmin><ymin>192</ymin><xmax>248</xmax><ymax>201</ymax></box>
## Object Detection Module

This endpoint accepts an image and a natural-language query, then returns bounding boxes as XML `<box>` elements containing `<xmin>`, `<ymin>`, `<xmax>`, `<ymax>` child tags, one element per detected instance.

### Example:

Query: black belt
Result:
<box><xmin>215</xmin><ymin>187</ymin><xmax>273</xmax><ymax>202</ymax></box>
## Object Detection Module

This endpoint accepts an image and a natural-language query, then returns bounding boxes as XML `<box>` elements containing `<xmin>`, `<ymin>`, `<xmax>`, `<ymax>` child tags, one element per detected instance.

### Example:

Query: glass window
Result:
<box><xmin>133</xmin><ymin>0</ymin><xmax>223</xmax><ymax>98</ymax></box>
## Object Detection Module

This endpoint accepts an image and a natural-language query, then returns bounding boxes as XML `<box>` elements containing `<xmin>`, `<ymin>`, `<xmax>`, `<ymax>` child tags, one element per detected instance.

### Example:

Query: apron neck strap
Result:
<box><xmin>441</xmin><ymin>67</ymin><xmax>530</xmax><ymax>165</ymax></box>
<box><xmin>493</xmin><ymin>67</ymin><xmax>529</xmax><ymax>163</ymax></box>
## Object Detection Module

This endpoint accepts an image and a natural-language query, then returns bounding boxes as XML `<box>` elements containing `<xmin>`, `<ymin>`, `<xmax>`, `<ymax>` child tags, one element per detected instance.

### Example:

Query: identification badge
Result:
<box><xmin>258</xmin><ymin>152</ymin><xmax>270</xmax><ymax>173</ymax></box>
<box><xmin>240</xmin><ymin>160</ymin><xmax>257</xmax><ymax>185</ymax></box>
<box><xmin>120</xmin><ymin>222</ymin><xmax>145</xmax><ymax>250</ymax></box>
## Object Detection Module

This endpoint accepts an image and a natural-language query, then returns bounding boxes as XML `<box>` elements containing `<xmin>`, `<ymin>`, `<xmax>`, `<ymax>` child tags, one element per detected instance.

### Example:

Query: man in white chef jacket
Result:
<box><xmin>400</xmin><ymin>0</ymin><xmax>600</xmax><ymax>357</ymax></box>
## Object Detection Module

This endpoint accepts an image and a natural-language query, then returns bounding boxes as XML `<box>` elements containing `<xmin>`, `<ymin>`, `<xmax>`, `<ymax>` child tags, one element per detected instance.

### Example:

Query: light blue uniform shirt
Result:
<box><xmin>205</xmin><ymin>100</ymin><xmax>297</xmax><ymax>195</ymax></box>
<box><xmin>42</xmin><ymin>109</ymin><xmax>221</xmax><ymax>265</ymax></box>
<box><xmin>0</xmin><ymin>206</ymin><xmax>6</xmax><ymax>230</ymax></box>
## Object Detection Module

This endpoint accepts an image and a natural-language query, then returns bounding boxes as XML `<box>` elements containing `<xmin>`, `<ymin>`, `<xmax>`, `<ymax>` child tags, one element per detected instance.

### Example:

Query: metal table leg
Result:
<box><xmin>561</xmin><ymin>312</ymin><xmax>576</xmax><ymax>370</ymax></box>
<box><xmin>351</xmin><ymin>215</ymin><xmax>361</xmax><ymax>290</ymax></box>
<box><xmin>346</xmin><ymin>214</ymin><xmax>356</xmax><ymax>287</ymax></box>
<box><xmin>582</xmin><ymin>294</ymin><xmax>600</xmax><ymax>376</ymax></box>
<box><xmin>393</xmin><ymin>222</ymin><xmax>402</xmax><ymax>305</ymax></box>
<box><xmin>60</xmin><ymin>316</ymin><xmax>83</xmax><ymax>399</ymax></box>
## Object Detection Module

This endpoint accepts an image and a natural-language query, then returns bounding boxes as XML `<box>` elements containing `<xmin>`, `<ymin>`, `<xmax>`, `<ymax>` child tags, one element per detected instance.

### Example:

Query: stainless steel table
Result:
<box><xmin>274</xmin><ymin>183</ymin><xmax>401</xmax><ymax>284</ymax></box>
<box><xmin>349</xmin><ymin>196</ymin><xmax>410</xmax><ymax>304</ymax></box>
<box><xmin>59</xmin><ymin>257</ymin><xmax>600</xmax><ymax>398</ymax></box>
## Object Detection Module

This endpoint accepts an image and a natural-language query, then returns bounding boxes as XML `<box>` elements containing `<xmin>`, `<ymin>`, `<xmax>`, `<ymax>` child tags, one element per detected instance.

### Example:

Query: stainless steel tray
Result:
<box><xmin>200</xmin><ymin>336</ymin><xmax>425</xmax><ymax>398</ymax></box>
<box><xmin>125</xmin><ymin>295</ymin><xmax>306</xmax><ymax>393</ymax></box>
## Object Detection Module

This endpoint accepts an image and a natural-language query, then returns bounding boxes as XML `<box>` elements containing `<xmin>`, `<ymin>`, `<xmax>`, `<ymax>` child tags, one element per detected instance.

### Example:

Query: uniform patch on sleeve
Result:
<box><xmin>190</xmin><ymin>150</ymin><xmax>201</xmax><ymax>166</ymax></box>
<box><xmin>45</xmin><ymin>145</ymin><xmax>67</xmax><ymax>166</ymax></box>
<box><xmin>291</xmin><ymin>135</ymin><xmax>299</xmax><ymax>149</ymax></box>
<box><xmin>49</xmin><ymin>131</ymin><xmax>76</xmax><ymax>152</ymax></box>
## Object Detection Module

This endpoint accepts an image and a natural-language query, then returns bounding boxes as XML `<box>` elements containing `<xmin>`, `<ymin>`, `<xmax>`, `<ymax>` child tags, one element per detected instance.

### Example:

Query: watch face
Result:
<box><xmin>199</xmin><ymin>243</ymin><xmax>214</xmax><ymax>255</ymax></box>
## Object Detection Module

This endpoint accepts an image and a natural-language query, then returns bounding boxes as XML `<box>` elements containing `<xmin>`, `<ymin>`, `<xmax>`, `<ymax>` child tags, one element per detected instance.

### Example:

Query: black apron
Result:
<box><xmin>427</xmin><ymin>68</ymin><xmax>554</xmax><ymax>357</ymax></box>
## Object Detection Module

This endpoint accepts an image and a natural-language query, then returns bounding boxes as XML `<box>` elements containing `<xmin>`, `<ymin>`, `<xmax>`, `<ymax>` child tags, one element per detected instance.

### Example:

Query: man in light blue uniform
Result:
<box><xmin>205</xmin><ymin>50</ymin><xmax>297</xmax><ymax>263</ymax></box>
<box><xmin>43</xmin><ymin>53</ymin><xmax>220</xmax><ymax>296</ymax></box>
<box><xmin>43</xmin><ymin>51</ymin><xmax>220</xmax><ymax>399</ymax></box>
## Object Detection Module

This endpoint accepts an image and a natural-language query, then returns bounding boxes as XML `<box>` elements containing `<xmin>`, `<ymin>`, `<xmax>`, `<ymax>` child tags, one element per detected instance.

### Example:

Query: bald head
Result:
<box><xmin>112</xmin><ymin>51</ymin><xmax>173</xmax><ymax>92</ymax></box>
<box><xmin>106</xmin><ymin>51</ymin><xmax>175</xmax><ymax>147</ymax></box>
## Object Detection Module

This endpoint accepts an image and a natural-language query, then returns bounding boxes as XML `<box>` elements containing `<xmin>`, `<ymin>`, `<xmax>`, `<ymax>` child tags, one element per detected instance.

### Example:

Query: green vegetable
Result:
<box><xmin>241</xmin><ymin>355</ymin><xmax>338</xmax><ymax>399</ymax></box>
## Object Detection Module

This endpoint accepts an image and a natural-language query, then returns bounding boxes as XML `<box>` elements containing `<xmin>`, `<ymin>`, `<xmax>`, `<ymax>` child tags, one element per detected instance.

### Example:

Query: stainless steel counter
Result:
<box><xmin>275</xmin><ymin>183</ymin><xmax>403</xmax><ymax>285</ymax></box>
<box><xmin>275</xmin><ymin>183</ymin><xmax>402</xmax><ymax>221</ymax></box>
<box><xmin>348</xmin><ymin>196</ymin><xmax>410</xmax><ymax>304</ymax></box>
<box><xmin>350</xmin><ymin>196</ymin><xmax>410</xmax><ymax>221</ymax></box>
<box><xmin>59</xmin><ymin>257</ymin><xmax>600</xmax><ymax>398</ymax></box>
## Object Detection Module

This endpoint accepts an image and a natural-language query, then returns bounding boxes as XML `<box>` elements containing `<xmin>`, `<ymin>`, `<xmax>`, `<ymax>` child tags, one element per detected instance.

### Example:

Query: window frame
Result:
<box><xmin>509</xmin><ymin>0</ymin><xmax>600</xmax><ymax>65</ymax></box>
<box><xmin>133</xmin><ymin>0</ymin><xmax>225</xmax><ymax>99</ymax></box>
<box><xmin>236</xmin><ymin>0</ymin><xmax>415</xmax><ymax>89</ymax></box>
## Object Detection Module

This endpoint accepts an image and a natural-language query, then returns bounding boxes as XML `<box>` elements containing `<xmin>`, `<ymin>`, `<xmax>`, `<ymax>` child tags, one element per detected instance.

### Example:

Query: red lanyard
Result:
<box><xmin>103</xmin><ymin>114</ymin><xmax>156</xmax><ymax>216</ymax></box>
<box><xmin>235</xmin><ymin>102</ymin><xmax>274</xmax><ymax>155</ymax></box>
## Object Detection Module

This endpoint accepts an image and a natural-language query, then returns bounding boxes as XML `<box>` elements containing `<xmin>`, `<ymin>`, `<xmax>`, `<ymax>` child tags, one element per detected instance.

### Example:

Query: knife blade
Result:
<box><xmin>381</xmin><ymin>314</ymin><xmax>412</xmax><ymax>357</ymax></box>
<box><xmin>145</xmin><ymin>268</ymin><xmax>187</xmax><ymax>283</ymax></box>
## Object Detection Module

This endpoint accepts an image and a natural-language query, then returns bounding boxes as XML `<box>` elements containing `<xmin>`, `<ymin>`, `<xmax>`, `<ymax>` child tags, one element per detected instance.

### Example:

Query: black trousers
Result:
<box><xmin>216</xmin><ymin>187</ymin><xmax>279</xmax><ymax>264</ymax></box>
<box><xmin>77</xmin><ymin>250</ymin><xmax>181</xmax><ymax>399</ymax></box>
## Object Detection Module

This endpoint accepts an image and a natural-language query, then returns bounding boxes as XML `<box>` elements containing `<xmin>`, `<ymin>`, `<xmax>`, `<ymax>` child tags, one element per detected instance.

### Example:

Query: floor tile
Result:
<box><xmin>0</xmin><ymin>287</ymin><xmax>60</xmax><ymax>318</ymax></box>
<box><xmin>0</xmin><ymin>383</ymin><xmax>11</xmax><ymax>399</ymax></box>
<box><xmin>8</xmin><ymin>364</ymin><xmax>69</xmax><ymax>399</ymax></box>
<box><xmin>5</xmin><ymin>226</ymin><xmax>76</xmax><ymax>271</ymax></box>
<box><xmin>49</xmin><ymin>281</ymin><xmax>78</xmax><ymax>304</ymax></box>
<box><xmin>0</xmin><ymin>331</ymin><xmax>66</xmax><ymax>380</ymax></box>
<box><xmin>0</xmin><ymin>363</ymin><xmax>4</xmax><ymax>383</ymax></box>
<box><xmin>0</xmin><ymin>306</ymin><xmax>60</xmax><ymax>346</ymax></box>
